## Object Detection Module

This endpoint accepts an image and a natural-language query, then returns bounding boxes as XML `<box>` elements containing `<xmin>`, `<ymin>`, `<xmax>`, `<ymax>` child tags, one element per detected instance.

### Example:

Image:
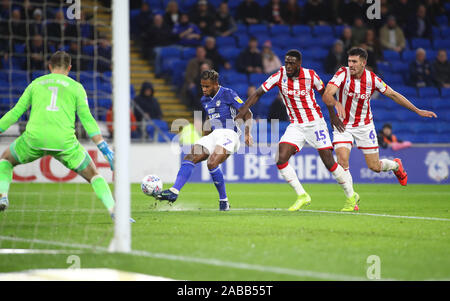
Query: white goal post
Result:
<box><xmin>109</xmin><ymin>0</ymin><xmax>131</xmax><ymax>253</ymax></box>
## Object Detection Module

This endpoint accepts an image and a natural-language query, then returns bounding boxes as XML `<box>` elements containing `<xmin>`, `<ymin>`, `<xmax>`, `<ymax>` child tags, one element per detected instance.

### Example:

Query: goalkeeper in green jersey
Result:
<box><xmin>0</xmin><ymin>51</ymin><xmax>133</xmax><ymax>222</ymax></box>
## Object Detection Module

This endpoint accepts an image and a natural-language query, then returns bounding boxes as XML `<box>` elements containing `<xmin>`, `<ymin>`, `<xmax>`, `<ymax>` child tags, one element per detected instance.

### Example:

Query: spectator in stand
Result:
<box><xmin>341</xmin><ymin>0</ymin><xmax>366</xmax><ymax>25</ymax></box>
<box><xmin>409</xmin><ymin>48</ymin><xmax>434</xmax><ymax>87</ymax></box>
<box><xmin>423</xmin><ymin>0</ymin><xmax>446</xmax><ymax>26</ymax></box>
<box><xmin>163</xmin><ymin>0</ymin><xmax>180</xmax><ymax>29</ymax></box>
<box><xmin>10</xmin><ymin>9</ymin><xmax>26</xmax><ymax>45</ymax></box>
<box><xmin>28</xmin><ymin>34</ymin><xmax>45</xmax><ymax>71</ymax></box>
<box><xmin>214</xmin><ymin>2</ymin><xmax>237</xmax><ymax>37</ymax></box>
<box><xmin>392</xmin><ymin>0</ymin><xmax>417</xmax><ymax>28</ymax></box>
<box><xmin>236</xmin><ymin>37</ymin><xmax>263</xmax><ymax>74</ymax></box>
<box><xmin>144</xmin><ymin>14</ymin><xmax>175</xmax><ymax>60</ymax></box>
<box><xmin>181</xmin><ymin>46</ymin><xmax>212</xmax><ymax>109</ymax></box>
<box><xmin>172</xmin><ymin>13</ymin><xmax>202</xmax><ymax>47</ymax></box>
<box><xmin>340</xmin><ymin>26</ymin><xmax>353</xmax><ymax>52</ymax></box>
<box><xmin>106</xmin><ymin>106</ymin><xmax>139</xmax><ymax>139</ymax></box>
<box><xmin>379</xmin><ymin>15</ymin><xmax>406</xmax><ymax>53</ymax></box>
<box><xmin>236</xmin><ymin>0</ymin><xmax>261</xmax><ymax>25</ymax></box>
<box><xmin>190</xmin><ymin>0</ymin><xmax>215</xmax><ymax>37</ymax></box>
<box><xmin>136</xmin><ymin>2</ymin><xmax>153</xmax><ymax>32</ymax></box>
<box><xmin>96</xmin><ymin>35</ymin><xmax>112</xmax><ymax>73</ymax></box>
<box><xmin>268</xmin><ymin>96</ymin><xmax>288</xmax><ymax>122</ymax></box>
<box><xmin>67</xmin><ymin>41</ymin><xmax>83</xmax><ymax>72</ymax></box>
<box><xmin>351</xmin><ymin>17</ymin><xmax>367</xmax><ymax>47</ymax></box>
<box><xmin>75</xmin><ymin>11</ymin><xmax>95</xmax><ymax>45</ymax></box>
<box><xmin>28</xmin><ymin>8</ymin><xmax>44</xmax><ymax>36</ymax></box>
<box><xmin>371</xmin><ymin>0</ymin><xmax>391</xmax><ymax>30</ymax></box>
<box><xmin>261</xmin><ymin>40</ymin><xmax>281</xmax><ymax>74</ymax></box>
<box><xmin>133</xmin><ymin>82</ymin><xmax>163</xmax><ymax>135</ymax></box>
<box><xmin>432</xmin><ymin>49</ymin><xmax>450</xmax><ymax>88</ymax></box>
<box><xmin>304</xmin><ymin>0</ymin><xmax>330</xmax><ymax>26</ymax></box>
<box><xmin>263</xmin><ymin>0</ymin><xmax>286</xmax><ymax>25</ymax></box>
<box><xmin>324</xmin><ymin>40</ymin><xmax>346</xmax><ymax>74</ymax></box>
<box><xmin>360</xmin><ymin>29</ymin><xmax>382</xmax><ymax>69</ymax></box>
<box><xmin>204</xmin><ymin>36</ymin><xmax>231</xmax><ymax>71</ymax></box>
<box><xmin>405</xmin><ymin>4</ymin><xmax>433</xmax><ymax>40</ymax></box>
<box><xmin>378</xmin><ymin>123</ymin><xmax>412</xmax><ymax>151</ymax></box>
<box><xmin>46</xmin><ymin>10</ymin><xmax>69</xmax><ymax>48</ymax></box>
<box><xmin>282</xmin><ymin>0</ymin><xmax>302</xmax><ymax>25</ymax></box>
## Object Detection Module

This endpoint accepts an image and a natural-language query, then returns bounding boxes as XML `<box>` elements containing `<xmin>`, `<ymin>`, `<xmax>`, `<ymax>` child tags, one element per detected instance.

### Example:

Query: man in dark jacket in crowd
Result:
<box><xmin>236</xmin><ymin>37</ymin><xmax>263</xmax><ymax>74</ymax></box>
<box><xmin>134</xmin><ymin>82</ymin><xmax>163</xmax><ymax>126</ymax></box>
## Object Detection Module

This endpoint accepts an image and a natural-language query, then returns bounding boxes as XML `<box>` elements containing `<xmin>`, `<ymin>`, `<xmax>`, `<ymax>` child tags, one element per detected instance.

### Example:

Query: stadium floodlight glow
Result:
<box><xmin>108</xmin><ymin>0</ymin><xmax>131</xmax><ymax>253</ymax></box>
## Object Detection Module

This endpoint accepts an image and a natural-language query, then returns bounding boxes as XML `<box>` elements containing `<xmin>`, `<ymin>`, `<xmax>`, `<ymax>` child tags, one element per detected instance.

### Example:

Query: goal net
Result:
<box><xmin>0</xmin><ymin>0</ymin><xmax>125</xmax><ymax>254</ymax></box>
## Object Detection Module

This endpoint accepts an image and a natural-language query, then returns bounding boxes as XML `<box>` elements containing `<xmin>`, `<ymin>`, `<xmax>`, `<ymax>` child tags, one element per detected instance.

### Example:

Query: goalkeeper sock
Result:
<box><xmin>329</xmin><ymin>163</ymin><xmax>354</xmax><ymax>198</ymax></box>
<box><xmin>277</xmin><ymin>162</ymin><xmax>306</xmax><ymax>195</ymax></box>
<box><xmin>172</xmin><ymin>160</ymin><xmax>196</xmax><ymax>192</ymax></box>
<box><xmin>91</xmin><ymin>175</ymin><xmax>115</xmax><ymax>213</ymax></box>
<box><xmin>0</xmin><ymin>160</ymin><xmax>13</xmax><ymax>194</ymax></box>
<box><xmin>380</xmin><ymin>159</ymin><xmax>399</xmax><ymax>172</ymax></box>
<box><xmin>209</xmin><ymin>166</ymin><xmax>227</xmax><ymax>200</ymax></box>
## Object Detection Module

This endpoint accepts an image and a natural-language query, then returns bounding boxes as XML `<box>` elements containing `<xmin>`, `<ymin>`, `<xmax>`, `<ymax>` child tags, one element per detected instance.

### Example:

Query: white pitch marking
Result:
<box><xmin>0</xmin><ymin>235</ymin><xmax>371</xmax><ymax>281</ymax></box>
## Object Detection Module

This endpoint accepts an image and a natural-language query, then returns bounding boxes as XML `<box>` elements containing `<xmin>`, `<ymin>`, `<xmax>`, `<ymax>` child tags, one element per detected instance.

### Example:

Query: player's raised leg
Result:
<box><xmin>0</xmin><ymin>147</ymin><xmax>20</xmax><ymax>211</ymax></box>
<box><xmin>276</xmin><ymin>142</ymin><xmax>311</xmax><ymax>211</ymax></box>
<box><xmin>156</xmin><ymin>144</ymin><xmax>209</xmax><ymax>203</ymax></box>
<box><xmin>364</xmin><ymin>152</ymin><xmax>407</xmax><ymax>186</ymax></box>
<box><xmin>207</xmin><ymin>146</ymin><xmax>230</xmax><ymax>211</ymax></box>
<box><xmin>335</xmin><ymin>145</ymin><xmax>360</xmax><ymax>212</ymax></box>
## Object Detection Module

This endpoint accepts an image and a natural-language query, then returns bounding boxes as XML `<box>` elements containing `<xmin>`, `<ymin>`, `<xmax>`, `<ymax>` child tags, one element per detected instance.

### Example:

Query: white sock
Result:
<box><xmin>380</xmin><ymin>159</ymin><xmax>399</xmax><ymax>172</ymax></box>
<box><xmin>331</xmin><ymin>164</ymin><xmax>354</xmax><ymax>198</ymax></box>
<box><xmin>277</xmin><ymin>163</ymin><xmax>306</xmax><ymax>196</ymax></box>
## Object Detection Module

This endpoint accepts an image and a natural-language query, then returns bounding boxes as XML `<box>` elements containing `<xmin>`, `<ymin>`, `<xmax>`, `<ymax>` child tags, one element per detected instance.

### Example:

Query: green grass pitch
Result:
<box><xmin>0</xmin><ymin>182</ymin><xmax>449</xmax><ymax>281</ymax></box>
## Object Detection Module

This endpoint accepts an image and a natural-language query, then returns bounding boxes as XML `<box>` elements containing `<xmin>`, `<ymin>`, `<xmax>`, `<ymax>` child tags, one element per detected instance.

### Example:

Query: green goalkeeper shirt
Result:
<box><xmin>0</xmin><ymin>73</ymin><xmax>101</xmax><ymax>151</ymax></box>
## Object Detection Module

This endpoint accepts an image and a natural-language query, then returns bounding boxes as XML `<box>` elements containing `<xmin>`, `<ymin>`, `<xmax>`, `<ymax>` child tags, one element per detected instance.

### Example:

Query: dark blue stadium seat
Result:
<box><xmin>181</xmin><ymin>47</ymin><xmax>196</xmax><ymax>59</ymax></box>
<box><xmin>271</xmin><ymin>34</ymin><xmax>292</xmax><ymax>49</ymax></box>
<box><xmin>418</xmin><ymin>87</ymin><xmax>440</xmax><ymax>98</ymax></box>
<box><xmin>221</xmin><ymin>70</ymin><xmax>247</xmax><ymax>85</ymax></box>
<box><xmin>159</xmin><ymin>46</ymin><xmax>181</xmax><ymax>59</ymax></box>
<box><xmin>249</xmin><ymin>73</ymin><xmax>268</xmax><ymax>86</ymax></box>
<box><xmin>402</xmin><ymin>50</ymin><xmax>416</xmax><ymax>62</ymax></box>
<box><xmin>432</xmin><ymin>26</ymin><xmax>441</xmax><ymax>38</ymax></box>
<box><xmin>412</xmin><ymin>97</ymin><xmax>433</xmax><ymax>110</ymax></box>
<box><xmin>270</xmin><ymin>25</ymin><xmax>290</xmax><ymax>36</ymax></box>
<box><xmin>14</xmin><ymin>43</ymin><xmax>26</xmax><ymax>54</ymax></box>
<box><xmin>313</xmin><ymin>25</ymin><xmax>333</xmax><ymax>37</ymax></box>
<box><xmin>216</xmin><ymin>36</ymin><xmax>236</xmax><ymax>48</ymax></box>
<box><xmin>441</xmin><ymin>27</ymin><xmax>450</xmax><ymax>38</ymax></box>
<box><xmin>383</xmin><ymin>50</ymin><xmax>401</xmax><ymax>61</ymax></box>
<box><xmin>396</xmin><ymin>86</ymin><xmax>418</xmax><ymax>98</ymax></box>
<box><xmin>433</xmin><ymin>39</ymin><xmax>450</xmax><ymax>50</ymax></box>
<box><xmin>98</xmin><ymin>98</ymin><xmax>112</xmax><ymax>109</ymax></box>
<box><xmin>411</xmin><ymin>38</ymin><xmax>432</xmax><ymax>49</ymax></box>
<box><xmin>441</xmin><ymin>88</ymin><xmax>450</xmax><ymax>98</ymax></box>
<box><xmin>382</xmin><ymin>73</ymin><xmax>404</xmax><ymax>85</ymax></box>
<box><xmin>31</xmin><ymin>70</ymin><xmax>47</xmax><ymax>80</ymax></box>
<box><xmin>230</xmin><ymin>83</ymin><xmax>248</xmax><ymax>98</ymax></box>
<box><xmin>436</xmin><ymin>15</ymin><xmax>448</xmax><ymax>26</ymax></box>
<box><xmin>390</xmin><ymin>61</ymin><xmax>409</xmax><ymax>73</ymax></box>
<box><xmin>248</xmin><ymin>24</ymin><xmax>269</xmax><ymax>36</ymax></box>
<box><xmin>83</xmin><ymin>45</ymin><xmax>94</xmax><ymax>56</ymax></box>
<box><xmin>235</xmin><ymin>33</ymin><xmax>249</xmax><ymax>48</ymax></box>
<box><xmin>292</xmin><ymin>25</ymin><xmax>312</xmax><ymax>36</ymax></box>
<box><xmin>11</xmin><ymin>70</ymin><xmax>28</xmax><ymax>83</ymax></box>
<box><xmin>255</xmin><ymin>34</ymin><xmax>271</xmax><ymax>46</ymax></box>
<box><xmin>219</xmin><ymin>47</ymin><xmax>241</xmax><ymax>61</ymax></box>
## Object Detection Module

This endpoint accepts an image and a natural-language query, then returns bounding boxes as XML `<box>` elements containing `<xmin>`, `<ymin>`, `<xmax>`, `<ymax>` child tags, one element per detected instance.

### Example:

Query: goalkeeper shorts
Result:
<box><xmin>10</xmin><ymin>135</ymin><xmax>92</xmax><ymax>173</ymax></box>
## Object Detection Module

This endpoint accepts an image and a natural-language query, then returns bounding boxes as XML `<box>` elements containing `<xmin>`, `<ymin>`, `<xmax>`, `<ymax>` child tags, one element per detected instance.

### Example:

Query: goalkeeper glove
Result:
<box><xmin>97</xmin><ymin>140</ymin><xmax>114</xmax><ymax>171</ymax></box>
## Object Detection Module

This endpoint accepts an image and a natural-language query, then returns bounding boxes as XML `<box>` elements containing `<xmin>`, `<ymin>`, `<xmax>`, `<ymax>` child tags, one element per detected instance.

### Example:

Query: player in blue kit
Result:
<box><xmin>156</xmin><ymin>70</ymin><xmax>253</xmax><ymax>211</ymax></box>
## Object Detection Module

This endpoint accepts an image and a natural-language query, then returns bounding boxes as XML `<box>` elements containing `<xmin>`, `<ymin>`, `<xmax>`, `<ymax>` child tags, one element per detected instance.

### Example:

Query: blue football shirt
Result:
<box><xmin>200</xmin><ymin>86</ymin><xmax>245</xmax><ymax>134</ymax></box>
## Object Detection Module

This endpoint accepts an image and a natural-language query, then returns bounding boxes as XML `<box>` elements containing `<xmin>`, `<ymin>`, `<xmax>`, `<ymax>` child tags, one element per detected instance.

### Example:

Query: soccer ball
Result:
<box><xmin>141</xmin><ymin>175</ymin><xmax>163</xmax><ymax>196</ymax></box>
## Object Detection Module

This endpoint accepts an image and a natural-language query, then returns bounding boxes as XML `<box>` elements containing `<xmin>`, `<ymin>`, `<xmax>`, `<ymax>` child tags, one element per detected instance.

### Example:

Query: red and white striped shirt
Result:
<box><xmin>261</xmin><ymin>66</ymin><xmax>325</xmax><ymax>124</ymax></box>
<box><xmin>329</xmin><ymin>67</ymin><xmax>388</xmax><ymax>128</ymax></box>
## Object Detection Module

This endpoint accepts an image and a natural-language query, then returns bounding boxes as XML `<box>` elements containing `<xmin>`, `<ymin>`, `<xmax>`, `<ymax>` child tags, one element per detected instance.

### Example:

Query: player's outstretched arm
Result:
<box><xmin>92</xmin><ymin>134</ymin><xmax>115</xmax><ymax>171</ymax></box>
<box><xmin>235</xmin><ymin>87</ymin><xmax>265</xmax><ymax>121</ymax></box>
<box><xmin>322</xmin><ymin>84</ymin><xmax>346</xmax><ymax>132</ymax></box>
<box><xmin>243</xmin><ymin>109</ymin><xmax>254</xmax><ymax>147</ymax></box>
<box><xmin>0</xmin><ymin>85</ymin><xmax>32</xmax><ymax>133</ymax></box>
<box><xmin>383</xmin><ymin>86</ymin><xmax>438</xmax><ymax>118</ymax></box>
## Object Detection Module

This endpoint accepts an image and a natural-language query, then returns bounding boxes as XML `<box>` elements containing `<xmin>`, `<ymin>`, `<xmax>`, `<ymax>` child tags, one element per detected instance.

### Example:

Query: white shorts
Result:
<box><xmin>332</xmin><ymin>122</ymin><xmax>379</xmax><ymax>154</ymax></box>
<box><xmin>279</xmin><ymin>120</ymin><xmax>333</xmax><ymax>152</ymax></box>
<box><xmin>196</xmin><ymin>128</ymin><xmax>240</xmax><ymax>154</ymax></box>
